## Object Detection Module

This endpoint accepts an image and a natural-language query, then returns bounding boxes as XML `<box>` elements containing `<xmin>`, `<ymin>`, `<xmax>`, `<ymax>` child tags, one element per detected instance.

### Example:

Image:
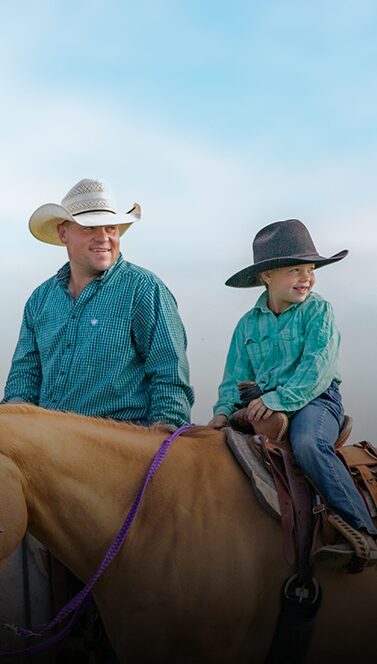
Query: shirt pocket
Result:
<box><xmin>82</xmin><ymin>316</ymin><xmax>133</xmax><ymax>359</ymax></box>
<box><xmin>278</xmin><ymin>329</ymin><xmax>305</xmax><ymax>362</ymax></box>
<box><xmin>245</xmin><ymin>333</ymin><xmax>273</xmax><ymax>368</ymax></box>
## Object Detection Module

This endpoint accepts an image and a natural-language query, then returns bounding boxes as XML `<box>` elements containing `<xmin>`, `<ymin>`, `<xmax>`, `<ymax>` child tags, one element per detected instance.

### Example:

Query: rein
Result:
<box><xmin>0</xmin><ymin>423</ymin><xmax>192</xmax><ymax>657</ymax></box>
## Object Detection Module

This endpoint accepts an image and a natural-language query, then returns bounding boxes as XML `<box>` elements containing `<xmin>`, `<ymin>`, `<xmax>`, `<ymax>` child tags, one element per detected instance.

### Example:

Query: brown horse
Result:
<box><xmin>0</xmin><ymin>403</ymin><xmax>376</xmax><ymax>663</ymax></box>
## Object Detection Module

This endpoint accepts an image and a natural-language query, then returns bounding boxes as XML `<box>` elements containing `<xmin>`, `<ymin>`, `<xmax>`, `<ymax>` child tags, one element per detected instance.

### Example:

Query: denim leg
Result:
<box><xmin>289</xmin><ymin>383</ymin><xmax>377</xmax><ymax>535</ymax></box>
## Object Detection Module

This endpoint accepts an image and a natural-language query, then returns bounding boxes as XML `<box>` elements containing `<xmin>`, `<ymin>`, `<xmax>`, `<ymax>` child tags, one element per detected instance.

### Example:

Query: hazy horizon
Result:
<box><xmin>1</xmin><ymin>1</ymin><xmax>376</xmax><ymax>442</ymax></box>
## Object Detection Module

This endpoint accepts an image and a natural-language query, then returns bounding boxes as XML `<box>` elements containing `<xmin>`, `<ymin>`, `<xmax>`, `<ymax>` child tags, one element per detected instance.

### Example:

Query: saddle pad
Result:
<box><xmin>224</xmin><ymin>427</ymin><xmax>281</xmax><ymax>519</ymax></box>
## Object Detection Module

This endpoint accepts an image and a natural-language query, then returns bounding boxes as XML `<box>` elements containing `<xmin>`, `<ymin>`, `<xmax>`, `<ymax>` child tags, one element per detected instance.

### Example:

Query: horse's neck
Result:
<box><xmin>0</xmin><ymin>408</ymin><xmax>162</xmax><ymax>580</ymax></box>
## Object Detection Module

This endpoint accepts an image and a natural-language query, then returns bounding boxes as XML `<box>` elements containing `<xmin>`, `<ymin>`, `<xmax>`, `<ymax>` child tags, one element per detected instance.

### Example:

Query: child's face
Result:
<box><xmin>260</xmin><ymin>263</ymin><xmax>315</xmax><ymax>314</ymax></box>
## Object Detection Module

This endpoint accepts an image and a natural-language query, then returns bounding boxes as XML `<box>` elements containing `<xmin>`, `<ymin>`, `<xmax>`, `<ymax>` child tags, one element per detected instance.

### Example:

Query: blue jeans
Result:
<box><xmin>289</xmin><ymin>382</ymin><xmax>377</xmax><ymax>535</ymax></box>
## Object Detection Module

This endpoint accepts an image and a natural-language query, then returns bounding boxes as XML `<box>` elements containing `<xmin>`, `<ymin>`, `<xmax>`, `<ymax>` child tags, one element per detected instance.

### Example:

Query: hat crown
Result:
<box><xmin>253</xmin><ymin>219</ymin><xmax>318</xmax><ymax>263</ymax></box>
<box><xmin>61</xmin><ymin>178</ymin><xmax>116</xmax><ymax>217</ymax></box>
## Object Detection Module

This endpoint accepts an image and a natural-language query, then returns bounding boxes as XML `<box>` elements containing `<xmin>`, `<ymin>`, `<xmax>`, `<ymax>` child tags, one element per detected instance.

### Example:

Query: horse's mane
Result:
<box><xmin>0</xmin><ymin>403</ymin><xmax>44</xmax><ymax>416</ymax></box>
<box><xmin>0</xmin><ymin>403</ymin><xmax>162</xmax><ymax>431</ymax></box>
<box><xmin>0</xmin><ymin>403</ymin><xmax>213</xmax><ymax>439</ymax></box>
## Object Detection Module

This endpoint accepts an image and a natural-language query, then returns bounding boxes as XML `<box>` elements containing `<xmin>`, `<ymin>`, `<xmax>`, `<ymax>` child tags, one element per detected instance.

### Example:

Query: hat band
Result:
<box><xmin>72</xmin><ymin>208</ymin><xmax>116</xmax><ymax>217</ymax></box>
<box><xmin>254</xmin><ymin>252</ymin><xmax>320</xmax><ymax>264</ymax></box>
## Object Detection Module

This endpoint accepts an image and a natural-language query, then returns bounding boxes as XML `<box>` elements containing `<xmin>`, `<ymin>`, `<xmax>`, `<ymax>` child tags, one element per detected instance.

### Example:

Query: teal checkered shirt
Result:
<box><xmin>214</xmin><ymin>290</ymin><xmax>341</xmax><ymax>416</ymax></box>
<box><xmin>4</xmin><ymin>255</ymin><xmax>194</xmax><ymax>426</ymax></box>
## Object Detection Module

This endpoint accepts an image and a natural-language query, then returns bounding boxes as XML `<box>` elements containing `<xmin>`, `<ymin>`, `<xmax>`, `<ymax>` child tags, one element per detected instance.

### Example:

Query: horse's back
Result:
<box><xmin>103</xmin><ymin>428</ymin><xmax>377</xmax><ymax>663</ymax></box>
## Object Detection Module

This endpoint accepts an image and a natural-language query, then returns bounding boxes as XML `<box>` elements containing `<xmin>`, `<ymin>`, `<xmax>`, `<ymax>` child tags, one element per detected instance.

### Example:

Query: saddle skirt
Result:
<box><xmin>337</xmin><ymin>441</ymin><xmax>377</xmax><ymax>518</ymax></box>
<box><xmin>225</xmin><ymin>427</ymin><xmax>377</xmax><ymax>573</ymax></box>
<box><xmin>225</xmin><ymin>428</ymin><xmax>281</xmax><ymax>519</ymax></box>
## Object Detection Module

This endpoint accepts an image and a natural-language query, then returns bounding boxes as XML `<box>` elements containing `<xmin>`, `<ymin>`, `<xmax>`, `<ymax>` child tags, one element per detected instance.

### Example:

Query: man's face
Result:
<box><xmin>57</xmin><ymin>221</ymin><xmax>121</xmax><ymax>277</ymax></box>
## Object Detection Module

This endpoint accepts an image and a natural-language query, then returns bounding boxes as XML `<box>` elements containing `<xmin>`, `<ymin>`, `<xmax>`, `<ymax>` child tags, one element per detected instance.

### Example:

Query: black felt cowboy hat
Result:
<box><xmin>226</xmin><ymin>219</ymin><xmax>348</xmax><ymax>288</ymax></box>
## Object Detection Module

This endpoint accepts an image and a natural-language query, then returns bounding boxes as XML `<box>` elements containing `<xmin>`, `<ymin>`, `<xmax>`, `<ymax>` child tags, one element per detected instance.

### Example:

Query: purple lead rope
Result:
<box><xmin>0</xmin><ymin>423</ymin><xmax>192</xmax><ymax>657</ymax></box>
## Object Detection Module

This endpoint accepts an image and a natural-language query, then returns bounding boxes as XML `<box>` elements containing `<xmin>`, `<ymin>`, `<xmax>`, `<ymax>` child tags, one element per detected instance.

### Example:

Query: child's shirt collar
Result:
<box><xmin>254</xmin><ymin>290</ymin><xmax>312</xmax><ymax>316</ymax></box>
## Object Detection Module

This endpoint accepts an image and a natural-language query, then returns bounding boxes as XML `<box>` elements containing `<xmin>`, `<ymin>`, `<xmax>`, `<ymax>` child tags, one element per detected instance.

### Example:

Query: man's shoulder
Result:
<box><xmin>120</xmin><ymin>261</ymin><xmax>171</xmax><ymax>292</ymax></box>
<box><xmin>118</xmin><ymin>261</ymin><xmax>180</xmax><ymax>312</ymax></box>
<box><xmin>26</xmin><ymin>271</ymin><xmax>61</xmax><ymax>304</ymax></box>
<box><xmin>122</xmin><ymin>260</ymin><xmax>162</xmax><ymax>282</ymax></box>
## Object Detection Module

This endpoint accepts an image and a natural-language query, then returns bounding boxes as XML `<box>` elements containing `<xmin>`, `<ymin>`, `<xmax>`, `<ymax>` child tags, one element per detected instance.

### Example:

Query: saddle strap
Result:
<box><xmin>357</xmin><ymin>466</ymin><xmax>377</xmax><ymax>510</ymax></box>
<box><xmin>260</xmin><ymin>436</ymin><xmax>313</xmax><ymax>580</ymax></box>
<box><xmin>260</xmin><ymin>437</ymin><xmax>313</xmax><ymax>578</ymax></box>
<box><xmin>361</xmin><ymin>440</ymin><xmax>377</xmax><ymax>461</ymax></box>
<box><xmin>276</xmin><ymin>445</ymin><xmax>314</xmax><ymax>581</ymax></box>
<box><xmin>259</xmin><ymin>439</ymin><xmax>296</xmax><ymax>566</ymax></box>
<box><xmin>337</xmin><ymin>440</ymin><xmax>377</xmax><ymax>513</ymax></box>
<box><xmin>338</xmin><ymin>440</ymin><xmax>377</xmax><ymax>467</ymax></box>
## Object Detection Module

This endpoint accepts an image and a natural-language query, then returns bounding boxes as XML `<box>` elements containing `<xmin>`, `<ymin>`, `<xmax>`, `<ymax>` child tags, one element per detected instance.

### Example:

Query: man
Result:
<box><xmin>3</xmin><ymin>178</ymin><xmax>194</xmax><ymax>427</ymax></box>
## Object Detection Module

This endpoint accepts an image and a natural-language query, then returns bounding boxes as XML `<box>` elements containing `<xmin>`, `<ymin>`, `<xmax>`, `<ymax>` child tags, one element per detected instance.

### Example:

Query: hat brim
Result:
<box><xmin>225</xmin><ymin>250</ymin><xmax>349</xmax><ymax>288</ymax></box>
<box><xmin>29</xmin><ymin>203</ymin><xmax>140</xmax><ymax>246</ymax></box>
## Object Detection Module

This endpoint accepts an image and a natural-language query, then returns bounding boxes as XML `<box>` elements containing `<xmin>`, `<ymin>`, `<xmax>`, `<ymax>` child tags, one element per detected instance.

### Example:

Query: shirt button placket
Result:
<box><xmin>59</xmin><ymin>307</ymin><xmax>80</xmax><ymax>393</ymax></box>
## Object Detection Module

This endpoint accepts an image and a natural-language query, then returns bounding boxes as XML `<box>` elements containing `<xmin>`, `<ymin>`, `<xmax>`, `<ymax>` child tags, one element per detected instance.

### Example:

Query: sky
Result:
<box><xmin>0</xmin><ymin>0</ymin><xmax>376</xmax><ymax>441</ymax></box>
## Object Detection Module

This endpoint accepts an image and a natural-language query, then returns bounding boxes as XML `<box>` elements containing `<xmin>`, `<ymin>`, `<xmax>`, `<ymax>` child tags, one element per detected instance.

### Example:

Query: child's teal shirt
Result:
<box><xmin>213</xmin><ymin>290</ymin><xmax>341</xmax><ymax>416</ymax></box>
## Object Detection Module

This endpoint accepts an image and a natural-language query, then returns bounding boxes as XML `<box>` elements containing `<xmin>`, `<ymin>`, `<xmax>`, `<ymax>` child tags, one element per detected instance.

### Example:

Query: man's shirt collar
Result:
<box><xmin>56</xmin><ymin>253</ymin><xmax>124</xmax><ymax>287</ymax></box>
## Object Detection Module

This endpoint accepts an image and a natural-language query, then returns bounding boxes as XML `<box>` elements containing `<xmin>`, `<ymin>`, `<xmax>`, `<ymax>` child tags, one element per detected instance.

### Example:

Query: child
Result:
<box><xmin>208</xmin><ymin>219</ymin><xmax>377</xmax><ymax>566</ymax></box>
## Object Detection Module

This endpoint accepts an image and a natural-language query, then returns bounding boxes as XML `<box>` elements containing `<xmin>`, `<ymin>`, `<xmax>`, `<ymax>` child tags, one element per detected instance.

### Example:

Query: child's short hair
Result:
<box><xmin>258</xmin><ymin>273</ymin><xmax>268</xmax><ymax>288</ymax></box>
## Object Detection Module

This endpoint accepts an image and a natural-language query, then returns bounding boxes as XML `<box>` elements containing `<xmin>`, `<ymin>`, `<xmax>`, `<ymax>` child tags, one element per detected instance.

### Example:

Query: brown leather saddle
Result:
<box><xmin>226</xmin><ymin>414</ymin><xmax>377</xmax><ymax>574</ymax></box>
<box><xmin>337</xmin><ymin>440</ymin><xmax>377</xmax><ymax>517</ymax></box>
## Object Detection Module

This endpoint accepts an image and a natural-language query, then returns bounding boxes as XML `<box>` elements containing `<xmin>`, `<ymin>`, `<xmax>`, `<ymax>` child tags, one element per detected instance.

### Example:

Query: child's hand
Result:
<box><xmin>246</xmin><ymin>398</ymin><xmax>273</xmax><ymax>422</ymax></box>
<box><xmin>207</xmin><ymin>415</ymin><xmax>228</xmax><ymax>429</ymax></box>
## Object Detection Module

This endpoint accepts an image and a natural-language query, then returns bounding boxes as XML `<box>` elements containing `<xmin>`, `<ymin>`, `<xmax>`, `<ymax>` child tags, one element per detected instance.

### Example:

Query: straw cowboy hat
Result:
<box><xmin>29</xmin><ymin>178</ymin><xmax>141</xmax><ymax>246</ymax></box>
<box><xmin>226</xmin><ymin>219</ymin><xmax>348</xmax><ymax>288</ymax></box>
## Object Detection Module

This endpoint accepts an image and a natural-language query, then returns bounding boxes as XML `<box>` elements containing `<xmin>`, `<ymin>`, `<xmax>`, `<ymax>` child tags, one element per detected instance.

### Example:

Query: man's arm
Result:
<box><xmin>132</xmin><ymin>277</ymin><xmax>194</xmax><ymax>427</ymax></box>
<box><xmin>2</xmin><ymin>301</ymin><xmax>42</xmax><ymax>404</ymax></box>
